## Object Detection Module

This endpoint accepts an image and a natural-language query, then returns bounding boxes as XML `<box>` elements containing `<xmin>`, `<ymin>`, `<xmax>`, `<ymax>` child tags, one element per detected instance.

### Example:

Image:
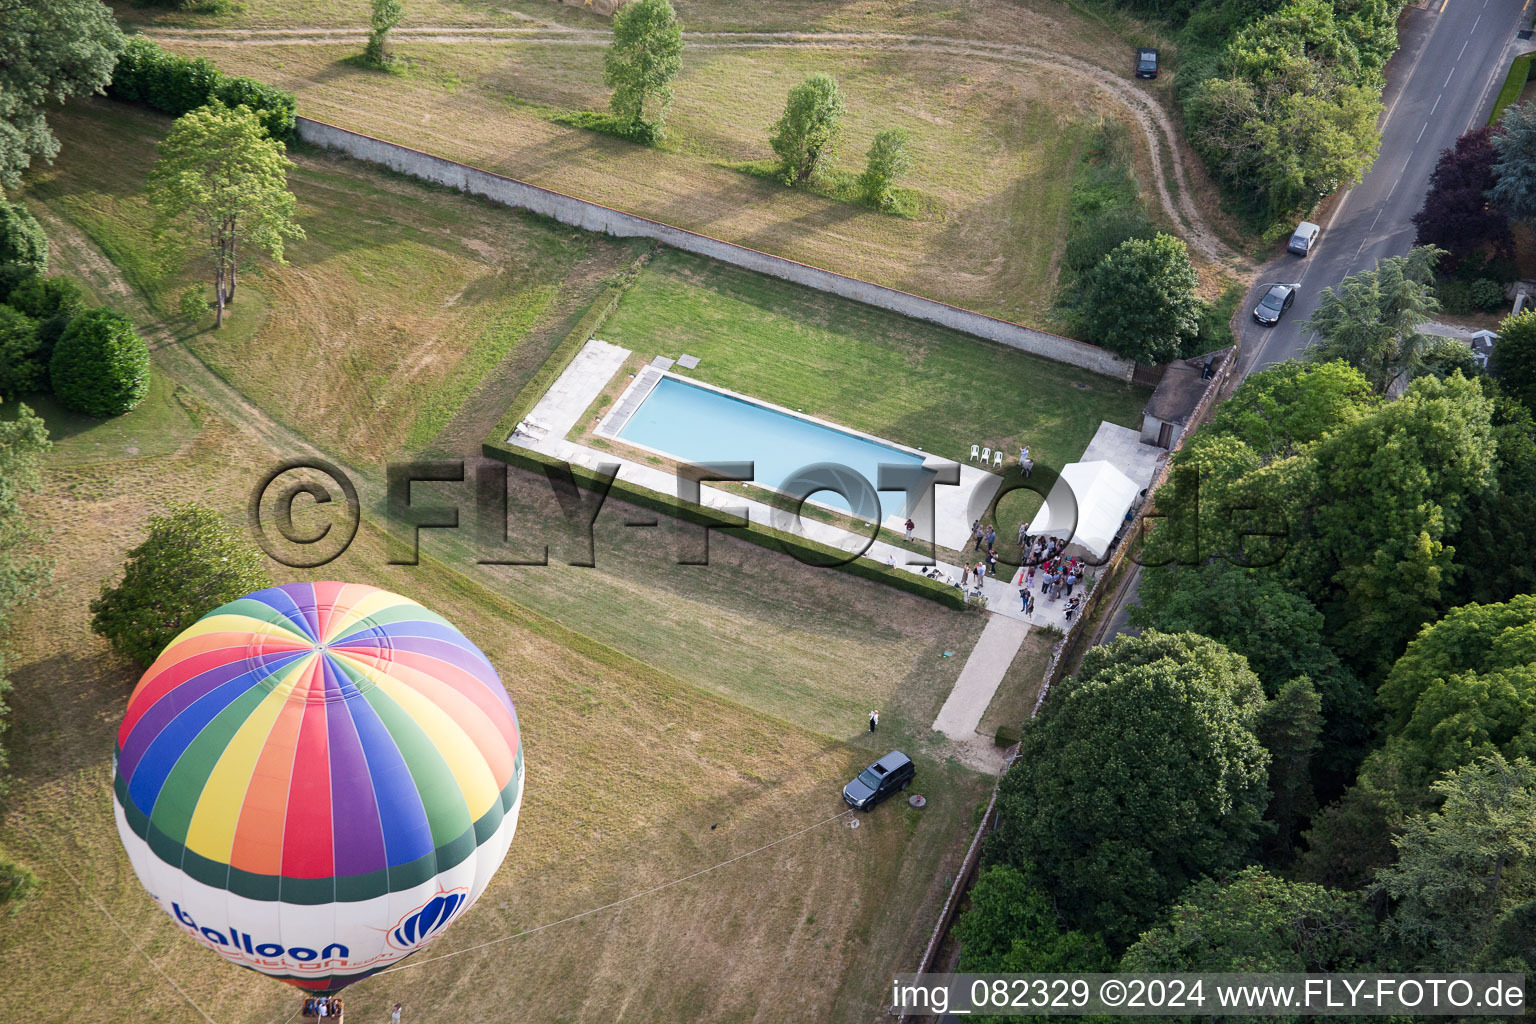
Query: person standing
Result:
<box><xmin>1065</xmin><ymin>572</ymin><xmax>1077</xmax><ymax>596</ymax></box>
<box><xmin>869</xmin><ymin>710</ymin><xmax>879</xmax><ymax>732</ymax></box>
<box><xmin>1017</xmin><ymin>522</ymin><xmax>1028</xmax><ymax>546</ymax></box>
<box><xmin>960</xmin><ymin>563</ymin><xmax>971</xmax><ymax>587</ymax></box>
<box><xmin>1023</xmin><ymin>457</ymin><xmax>1034</xmax><ymax>478</ymax></box>
<box><xmin>391</xmin><ymin>1006</ymin><xmax>403</xmax><ymax>1024</ymax></box>
<box><xmin>984</xmin><ymin>525</ymin><xmax>996</xmax><ymax>549</ymax></box>
<box><xmin>973</xmin><ymin>523</ymin><xmax>985</xmax><ymax>551</ymax></box>
<box><xmin>1019</xmin><ymin>584</ymin><xmax>1029</xmax><ymax>612</ymax></box>
<box><xmin>904</xmin><ymin>518</ymin><xmax>915</xmax><ymax>542</ymax></box>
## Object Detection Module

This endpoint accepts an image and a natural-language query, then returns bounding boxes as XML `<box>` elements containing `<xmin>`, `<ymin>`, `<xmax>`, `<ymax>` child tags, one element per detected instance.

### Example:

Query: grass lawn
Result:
<box><xmin>0</xmin><ymin>373</ymin><xmax>201</xmax><ymax>466</ymax></box>
<box><xmin>597</xmin><ymin>249</ymin><xmax>1152</xmax><ymax>472</ymax></box>
<box><xmin>143</xmin><ymin>31</ymin><xmax>1143</xmax><ymax>324</ymax></box>
<box><xmin>23</xmin><ymin>99</ymin><xmax>644</xmax><ymax>460</ymax></box>
<box><xmin>2</xmin><ymin>96</ymin><xmax>1003</xmax><ymax>1023</ymax></box>
<box><xmin>977</xmin><ymin>627</ymin><xmax>1057</xmax><ymax>742</ymax></box>
<box><xmin>0</xmin><ymin>425</ymin><xmax>991</xmax><ymax>1023</ymax></box>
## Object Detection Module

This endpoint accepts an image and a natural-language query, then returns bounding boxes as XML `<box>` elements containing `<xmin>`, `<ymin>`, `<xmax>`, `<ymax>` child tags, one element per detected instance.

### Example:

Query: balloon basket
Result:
<box><xmin>300</xmin><ymin>995</ymin><xmax>345</xmax><ymax>1021</ymax></box>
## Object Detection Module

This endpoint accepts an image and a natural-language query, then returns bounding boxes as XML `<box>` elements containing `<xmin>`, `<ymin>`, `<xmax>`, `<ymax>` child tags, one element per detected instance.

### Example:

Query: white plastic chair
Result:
<box><xmin>969</xmin><ymin>444</ymin><xmax>980</xmax><ymax>461</ymax></box>
<box><xmin>993</xmin><ymin>450</ymin><xmax>1004</xmax><ymax>469</ymax></box>
<box><xmin>980</xmin><ymin>447</ymin><xmax>991</xmax><ymax>464</ymax></box>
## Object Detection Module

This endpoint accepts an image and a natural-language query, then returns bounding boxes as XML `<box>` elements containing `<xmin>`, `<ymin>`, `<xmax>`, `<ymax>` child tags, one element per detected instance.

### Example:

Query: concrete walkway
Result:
<box><xmin>933</xmin><ymin>615</ymin><xmax>1031</xmax><ymax>741</ymax></box>
<box><xmin>931</xmin><ymin>614</ymin><xmax>1032</xmax><ymax>773</ymax></box>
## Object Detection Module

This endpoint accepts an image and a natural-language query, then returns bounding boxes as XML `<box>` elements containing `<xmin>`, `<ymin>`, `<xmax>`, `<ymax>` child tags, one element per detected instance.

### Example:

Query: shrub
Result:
<box><xmin>7</xmin><ymin>275</ymin><xmax>84</xmax><ymax>321</ymax></box>
<box><xmin>0</xmin><ymin>854</ymin><xmax>38</xmax><ymax>913</ymax></box>
<box><xmin>91</xmin><ymin>503</ymin><xmax>272</xmax><ymax>667</ymax></box>
<box><xmin>0</xmin><ymin>197</ymin><xmax>46</xmax><ymax>277</ymax></box>
<box><xmin>0</xmin><ymin>305</ymin><xmax>43</xmax><ymax>397</ymax></box>
<box><xmin>49</xmin><ymin>308</ymin><xmax>151</xmax><ymax>417</ymax></box>
<box><xmin>178</xmin><ymin>285</ymin><xmax>211</xmax><ymax>319</ymax></box>
<box><xmin>858</xmin><ymin>127</ymin><xmax>913</xmax><ymax>211</ymax></box>
<box><xmin>1470</xmin><ymin>277</ymin><xmax>1506</xmax><ymax>311</ymax></box>
<box><xmin>108</xmin><ymin>38</ymin><xmax>297</xmax><ymax>142</ymax></box>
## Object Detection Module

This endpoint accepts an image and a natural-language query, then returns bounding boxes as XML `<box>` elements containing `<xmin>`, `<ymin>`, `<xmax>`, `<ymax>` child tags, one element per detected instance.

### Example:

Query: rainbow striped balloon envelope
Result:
<box><xmin>112</xmin><ymin>582</ymin><xmax>523</xmax><ymax>992</ymax></box>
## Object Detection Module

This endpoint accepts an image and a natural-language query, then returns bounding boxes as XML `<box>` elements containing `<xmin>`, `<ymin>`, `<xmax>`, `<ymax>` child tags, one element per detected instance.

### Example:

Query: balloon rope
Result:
<box><xmin>15</xmin><ymin>819</ymin><xmax>222</xmax><ymax>1024</ymax></box>
<box><xmin>372</xmin><ymin>807</ymin><xmax>855</xmax><ymax>977</ymax></box>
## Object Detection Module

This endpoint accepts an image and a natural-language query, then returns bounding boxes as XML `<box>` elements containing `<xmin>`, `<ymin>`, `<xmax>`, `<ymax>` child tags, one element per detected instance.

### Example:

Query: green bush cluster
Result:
<box><xmin>107</xmin><ymin>37</ymin><xmax>297</xmax><ymax>142</ymax></box>
<box><xmin>49</xmin><ymin>309</ymin><xmax>151</xmax><ymax>417</ymax></box>
<box><xmin>1437</xmin><ymin>278</ymin><xmax>1506</xmax><ymax>314</ymax></box>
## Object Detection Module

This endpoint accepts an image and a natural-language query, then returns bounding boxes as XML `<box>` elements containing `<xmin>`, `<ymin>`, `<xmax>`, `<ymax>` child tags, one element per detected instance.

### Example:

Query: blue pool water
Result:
<box><xmin>618</xmin><ymin>376</ymin><xmax>925</xmax><ymax>520</ymax></box>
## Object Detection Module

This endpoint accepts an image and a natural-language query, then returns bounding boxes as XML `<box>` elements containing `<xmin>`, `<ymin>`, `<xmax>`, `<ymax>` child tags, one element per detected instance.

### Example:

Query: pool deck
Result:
<box><xmin>507</xmin><ymin>339</ymin><xmax>1084</xmax><ymax>628</ymax></box>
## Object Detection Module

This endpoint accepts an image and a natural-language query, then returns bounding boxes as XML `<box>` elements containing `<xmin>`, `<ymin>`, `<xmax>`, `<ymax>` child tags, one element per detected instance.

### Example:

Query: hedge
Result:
<box><xmin>483</xmin><ymin>284</ymin><xmax>964</xmax><ymax>610</ymax></box>
<box><xmin>1490</xmin><ymin>52</ymin><xmax>1536</xmax><ymax>125</ymax></box>
<box><xmin>108</xmin><ymin>37</ymin><xmax>297</xmax><ymax>142</ymax></box>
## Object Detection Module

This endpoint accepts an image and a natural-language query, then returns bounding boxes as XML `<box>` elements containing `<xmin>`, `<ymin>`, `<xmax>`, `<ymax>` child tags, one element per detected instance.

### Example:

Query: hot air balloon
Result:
<box><xmin>112</xmin><ymin>582</ymin><xmax>522</xmax><ymax>994</ymax></box>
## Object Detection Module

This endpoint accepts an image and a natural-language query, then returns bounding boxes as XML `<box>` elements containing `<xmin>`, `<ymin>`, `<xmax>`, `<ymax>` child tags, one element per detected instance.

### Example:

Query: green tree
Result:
<box><xmin>90</xmin><ymin>503</ymin><xmax>272</xmax><ymax>668</ymax></box>
<box><xmin>1445</xmin><ymin>392</ymin><xmax>1536</xmax><ymax>606</ymax></box>
<box><xmin>1420</xmin><ymin>337</ymin><xmax>1480</xmax><ymax>380</ymax></box>
<box><xmin>0</xmin><ymin>0</ymin><xmax>124</xmax><ymax>189</ymax></box>
<box><xmin>1373</xmin><ymin>595</ymin><xmax>1536</xmax><ymax>794</ymax></box>
<box><xmin>1297</xmin><ymin>766</ymin><xmax>1408</xmax><ymax>890</ymax></box>
<box><xmin>1133</xmin><ymin>561</ymin><xmax>1371</xmax><ymax>793</ymax></box>
<box><xmin>0</xmin><ymin>305</ymin><xmax>41</xmax><ymax>396</ymax></box>
<box><xmin>1490</xmin><ymin>101</ymin><xmax>1536</xmax><ymax>225</ymax></box>
<box><xmin>953</xmin><ymin>865</ymin><xmax>1112</xmax><ymax>1022</ymax></box>
<box><xmin>147</xmin><ymin>101</ymin><xmax>304</xmax><ymax>328</ymax></box>
<box><xmin>0</xmin><ymin>401</ymin><xmax>51</xmax><ymax>788</ymax></box>
<box><xmin>986</xmin><ymin>631</ymin><xmax>1271</xmax><ymax>945</ymax></box>
<box><xmin>1201</xmin><ymin>359</ymin><xmax>1375</xmax><ymax>462</ymax></box>
<box><xmin>364</xmin><ymin>0</ymin><xmax>404</xmax><ymax>68</ymax></box>
<box><xmin>0</xmin><ymin>194</ymin><xmax>47</xmax><ymax>276</ymax></box>
<box><xmin>1302</xmin><ymin>373</ymin><xmax>1496</xmax><ymax>673</ymax></box>
<box><xmin>1375</xmin><ymin>754</ymin><xmax>1536</xmax><ymax>969</ymax></box>
<box><xmin>603</xmin><ymin>0</ymin><xmax>683</xmax><ymax>135</ymax></box>
<box><xmin>1490</xmin><ymin>309</ymin><xmax>1536</xmax><ymax>412</ymax></box>
<box><xmin>1256</xmin><ymin>676</ymin><xmax>1325</xmax><ymax>861</ymax></box>
<box><xmin>1123</xmin><ymin>867</ymin><xmax>1372</xmax><ymax>973</ymax></box>
<box><xmin>769</xmin><ymin>73</ymin><xmax>846</xmax><ymax>185</ymax></box>
<box><xmin>858</xmin><ymin>127</ymin><xmax>912</xmax><ymax>211</ymax></box>
<box><xmin>1078</xmin><ymin>233</ymin><xmax>1203</xmax><ymax>363</ymax></box>
<box><xmin>1302</xmin><ymin>246</ymin><xmax>1443</xmax><ymax>393</ymax></box>
<box><xmin>48</xmin><ymin>308</ymin><xmax>149</xmax><ymax>417</ymax></box>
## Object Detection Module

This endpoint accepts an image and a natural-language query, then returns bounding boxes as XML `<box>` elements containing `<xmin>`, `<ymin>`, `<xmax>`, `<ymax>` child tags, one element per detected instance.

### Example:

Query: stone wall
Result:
<box><xmin>295</xmin><ymin>117</ymin><xmax>1138</xmax><ymax>381</ymax></box>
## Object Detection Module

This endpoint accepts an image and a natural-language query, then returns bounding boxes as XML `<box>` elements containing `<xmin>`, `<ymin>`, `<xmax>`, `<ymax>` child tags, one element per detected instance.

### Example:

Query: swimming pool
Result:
<box><xmin>615</xmin><ymin>376</ymin><xmax>926</xmax><ymax>520</ymax></box>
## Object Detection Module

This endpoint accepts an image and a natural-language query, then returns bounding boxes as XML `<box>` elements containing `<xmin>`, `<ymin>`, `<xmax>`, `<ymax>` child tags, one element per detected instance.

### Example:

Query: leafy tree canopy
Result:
<box><xmin>1413</xmin><ymin>126</ymin><xmax>1512</xmax><ymax>267</ymax></box>
<box><xmin>604</xmin><ymin>0</ymin><xmax>683</xmax><ymax>131</ymax></box>
<box><xmin>769</xmin><ymin>73</ymin><xmax>846</xmax><ymax>185</ymax></box>
<box><xmin>987</xmin><ymin>631</ymin><xmax>1270</xmax><ymax>945</ymax></box>
<box><xmin>1491</xmin><ymin>309</ymin><xmax>1536</xmax><ymax>413</ymax></box>
<box><xmin>1078</xmin><ymin>232</ymin><xmax>1203</xmax><ymax>364</ymax></box>
<box><xmin>1302</xmin><ymin>245</ymin><xmax>1443</xmax><ymax>393</ymax></box>
<box><xmin>0</xmin><ymin>0</ymin><xmax>123</xmax><ymax>189</ymax></box>
<box><xmin>1375</xmin><ymin>754</ymin><xmax>1536</xmax><ymax>970</ymax></box>
<box><xmin>1490</xmin><ymin>101</ymin><xmax>1536</xmax><ymax>225</ymax></box>
<box><xmin>90</xmin><ymin>503</ymin><xmax>272</xmax><ymax>668</ymax></box>
<box><xmin>1123</xmin><ymin>866</ymin><xmax>1373</xmax><ymax>972</ymax></box>
<box><xmin>48</xmin><ymin>307</ymin><xmax>149</xmax><ymax>417</ymax></box>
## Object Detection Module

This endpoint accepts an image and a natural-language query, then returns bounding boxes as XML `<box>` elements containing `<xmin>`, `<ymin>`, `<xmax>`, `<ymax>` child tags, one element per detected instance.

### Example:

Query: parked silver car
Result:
<box><xmin>1288</xmin><ymin>221</ymin><xmax>1321</xmax><ymax>256</ymax></box>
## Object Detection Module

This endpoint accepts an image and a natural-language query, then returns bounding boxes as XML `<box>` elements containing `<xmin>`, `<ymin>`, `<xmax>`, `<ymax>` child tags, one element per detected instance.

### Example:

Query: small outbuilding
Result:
<box><xmin>1140</xmin><ymin>349</ymin><xmax>1229</xmax><ymax>449</ymax></box>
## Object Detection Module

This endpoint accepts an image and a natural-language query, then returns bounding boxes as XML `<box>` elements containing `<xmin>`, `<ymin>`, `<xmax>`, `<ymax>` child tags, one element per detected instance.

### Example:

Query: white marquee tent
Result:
<box><xmin>1026</xmin><ymin>460</ymin><xmax>1140</xmax><ymax>560</ymax></box>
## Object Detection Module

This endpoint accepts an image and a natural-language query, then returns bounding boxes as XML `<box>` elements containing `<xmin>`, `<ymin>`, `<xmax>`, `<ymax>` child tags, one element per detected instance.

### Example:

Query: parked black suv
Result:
<box><xmin>1136</xmin><ymin>48</ymin><xmax>1159</xmax><ymax>79</ymax></box>
<box><xmin>843</xmin><ymin>751</ymin><xmax>915</xmax><ymax>810</ymax></box>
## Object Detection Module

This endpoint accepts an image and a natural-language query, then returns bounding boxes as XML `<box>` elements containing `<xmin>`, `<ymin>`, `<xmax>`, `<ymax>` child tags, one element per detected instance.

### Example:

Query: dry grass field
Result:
<box><xmin>0</xmin><ymin>100</ymin><xmax>1013</xmax><ymax>1022</ymax></box>
<box><xmin>118</xmin><ymin>0</ymin><xmax>1208</xmax><ymax>325</ymax></box>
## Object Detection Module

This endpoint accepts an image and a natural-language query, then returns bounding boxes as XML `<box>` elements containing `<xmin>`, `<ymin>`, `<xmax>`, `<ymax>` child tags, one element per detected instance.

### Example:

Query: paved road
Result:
<box><xmin>1239</xmin><ymin>0</ymin><xmax>1531</xmax><ymax>373</ymax></box>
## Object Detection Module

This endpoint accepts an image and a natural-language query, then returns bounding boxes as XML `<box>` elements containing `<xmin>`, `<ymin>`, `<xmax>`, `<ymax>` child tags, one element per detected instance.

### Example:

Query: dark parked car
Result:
<box><xmin>843</xmin><ymin>750</ymin><xmax>915</xmax><ymax>810</ymax></box>
<box><xmin>1253</xmin><ymin>283</ymin><xmax>1299</xmax><ymax>326</ymax></box>
<box><xmin>1135</xmin><ymin>48</ymin><xmax>1159</xmax><ymax>78</ymax></box>
<box><xmin>1287</xmin><ymin>221</ymin><xmax>1321</xmax><ymax>256</ymax></box>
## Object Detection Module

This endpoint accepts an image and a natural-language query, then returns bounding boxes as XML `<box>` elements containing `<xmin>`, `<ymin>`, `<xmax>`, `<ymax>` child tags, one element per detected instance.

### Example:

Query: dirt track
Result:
<box><xmin>144</xmin><ymin>25</ymin><xmax>1240</xmax><ymax>265</ymax></box>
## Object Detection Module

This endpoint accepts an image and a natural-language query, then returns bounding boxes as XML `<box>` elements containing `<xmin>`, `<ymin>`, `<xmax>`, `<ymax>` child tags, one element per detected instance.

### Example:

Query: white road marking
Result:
<box><xmin>1472</xmin><ymin>13</ymin><xmax>1482</xmax><ymax>28</ymax></box>
<box><xmin>1460</xmin><ymin>40</ymin><xmax>1470</xmax><ymax>59</ymax></box>
<box><xmin>1418</xmin><ymin>121</ymin><xmax>1430</xmax><ymax>142</ymax></box>
<box><xmin>1430</xmin><ymin>93</ymin><xmax>1442</xmax><ymax>117</ymax></box>
<box><xmin>1445</xmin><ymin>68</ymin><xmax>1456</xmax><ymax>87</ymax></box>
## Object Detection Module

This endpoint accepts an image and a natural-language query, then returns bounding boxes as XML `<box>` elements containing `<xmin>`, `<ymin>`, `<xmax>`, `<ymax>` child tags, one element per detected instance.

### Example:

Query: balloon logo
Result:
<box><xmin>112</xmin><ymin>582</ymin><xmax>523</xmax><ymax>993</ymax></box>
<box><xmin>388</xmin><ymin>889</ymin><xmax>468</xmax><ymax>950</ymax></box>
